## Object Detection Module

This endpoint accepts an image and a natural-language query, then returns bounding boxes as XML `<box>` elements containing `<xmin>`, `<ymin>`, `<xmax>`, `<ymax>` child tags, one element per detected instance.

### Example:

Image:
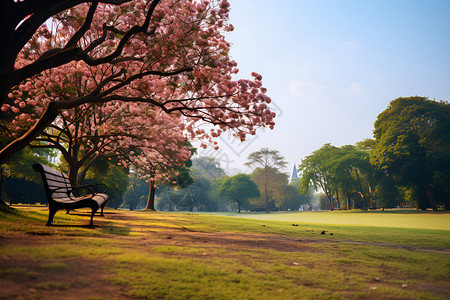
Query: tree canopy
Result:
<box><xmin>298</xmin><ymin>144</ymin><xmax>377</xmax><ymax>210</ymax></box>
<box><xmin>218</xmin><ymin>174</ymin><xmax>259</xmax><ymax>213</ymax></box>
<box><xmin>245</xmin><ymin>148</ymin><xmax>287</xmax><ymax>213</ymax></box>
<box><xmin>371</xmin><ymin>96</ymin><xmax>450</xmax><ymax>210</ymax></box>
<box><xmin>0</xmin><ymin>0</ymin><xmax>275</xmax><ymax>165</ymax></box>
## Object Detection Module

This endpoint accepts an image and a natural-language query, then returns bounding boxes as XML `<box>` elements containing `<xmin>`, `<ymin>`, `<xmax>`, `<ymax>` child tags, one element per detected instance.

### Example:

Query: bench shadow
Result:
<box><xmin>66</xmin><ymin>212</ymin><xmax>105</xmax><ymax>217</ymax></box>
<box><xmin>47</xmin><ymin>224</ymin><xmax>97</xmax><ymax>228</ymax></box>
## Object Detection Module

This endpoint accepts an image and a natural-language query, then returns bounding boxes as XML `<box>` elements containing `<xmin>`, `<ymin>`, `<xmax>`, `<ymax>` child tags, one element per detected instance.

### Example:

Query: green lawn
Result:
<box><xmin>215</xmin><ymin>210</ymin><xmax>450</xmax><ymax>230</ymax></box>
<box><xmin>0</xmin><ymin>206</ymin><xmax>449</xmax><ymax>299</ymax></box>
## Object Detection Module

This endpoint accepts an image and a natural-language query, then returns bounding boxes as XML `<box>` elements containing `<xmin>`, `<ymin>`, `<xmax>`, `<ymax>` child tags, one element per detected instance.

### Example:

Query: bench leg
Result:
<box><xmin>100</xmin><ymin>203</ymin><xmax>105</xmax><ymax>217</ymax></box>
<box><xmin>46</xmin><ymin>207</ymin><xmax>57</xmax><ymax>226</ymax></box>
<box><xmin>89</xmin><ymin>208</ymin><xmax>98</xmax><ymax>227</ymax></box>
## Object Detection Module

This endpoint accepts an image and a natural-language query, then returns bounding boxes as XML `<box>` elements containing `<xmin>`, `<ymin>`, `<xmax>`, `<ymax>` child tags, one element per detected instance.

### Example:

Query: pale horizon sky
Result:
<box><xmin>195</xmin><ymin>0</ymin><xmax>450</xmax><ymax>175</ymax></box>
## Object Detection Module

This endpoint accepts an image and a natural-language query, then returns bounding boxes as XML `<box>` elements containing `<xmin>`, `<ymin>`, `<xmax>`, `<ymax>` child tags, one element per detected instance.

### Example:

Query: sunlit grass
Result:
<box><xmin>1</xmin><ymin>207</ymin><xmax>449</xmax><ymax>299</ymax></box>
<box><xmin>222</xmin><ymin>210</ymin><xmax>450</xmax><ymax>230</ymax></box>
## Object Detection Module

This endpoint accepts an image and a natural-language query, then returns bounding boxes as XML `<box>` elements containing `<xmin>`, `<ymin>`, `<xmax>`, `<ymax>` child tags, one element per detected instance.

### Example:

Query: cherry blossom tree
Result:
<box><xmin>0</xmin><ymin>0</ymin><xmax>275</xmax><ymax>164</ymax></box>
<box><xmin>31</xmin><ymin>102</ymin><xmax>192</xmax><ymax>186</ymax></box>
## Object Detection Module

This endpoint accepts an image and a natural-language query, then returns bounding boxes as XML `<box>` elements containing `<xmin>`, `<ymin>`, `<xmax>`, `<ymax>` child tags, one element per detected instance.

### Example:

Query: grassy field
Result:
<box><xmin>223</xmin><ymin>210</ymin><xmax>450</xmax><ymax>230</ymax></box>
<box><xmin>0</xmin><ymin>206</ymin><xmax>449</xmax><ymax>299</ymax></box>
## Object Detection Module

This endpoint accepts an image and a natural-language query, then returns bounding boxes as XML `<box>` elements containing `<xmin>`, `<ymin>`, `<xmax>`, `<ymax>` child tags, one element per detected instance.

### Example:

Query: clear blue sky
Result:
<box><xmin>196</xmin><ymin>0</ymin><xmax>450</xmax><ymax>174</ymax></box>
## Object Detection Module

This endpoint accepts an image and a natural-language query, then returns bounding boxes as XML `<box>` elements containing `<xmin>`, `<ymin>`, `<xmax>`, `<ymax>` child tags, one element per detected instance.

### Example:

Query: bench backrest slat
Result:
<box><xmin>33</xmin><ymin>163</ymin><xmax>72</xmax><ymax>200</ymax></box>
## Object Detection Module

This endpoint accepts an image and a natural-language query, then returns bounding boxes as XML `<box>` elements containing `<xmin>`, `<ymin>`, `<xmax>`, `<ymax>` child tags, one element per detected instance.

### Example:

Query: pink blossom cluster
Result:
<box><xmin>3</xmin><ymin>0</ymin><xmax>275</xmax><ymax>180</ymax></box>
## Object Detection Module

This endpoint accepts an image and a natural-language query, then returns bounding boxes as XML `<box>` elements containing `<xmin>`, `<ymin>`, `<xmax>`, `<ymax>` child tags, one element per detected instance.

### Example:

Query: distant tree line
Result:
<box><xmin>298</xmin><ymin>97</ymin><xmax>450</xmax><ymax>211</ymax></box>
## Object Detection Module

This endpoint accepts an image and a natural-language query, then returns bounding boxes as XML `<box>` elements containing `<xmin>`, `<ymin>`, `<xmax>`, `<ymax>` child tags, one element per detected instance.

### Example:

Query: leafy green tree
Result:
<box><xmin>218</xmin><ymin>174</ymin><xmax>260</xmax><ymax>213</ymax></box>
<box><xmin>371</xmin><ymin>97</ymin><xmax>450</xmax><ymax>210</ymax></box>
<box><xmin>190</xmin><ymin>176</ymin><xmax>217</xmax><ymax>211</ymax></box>
<box><xmin>333</xmin><ymin>145</ymin><xmax>376</xmax><ymax>209</ymax></box>
<box><xmin>251</xmin><ymin>167</ymin><xmax>288</xmax><ymax>210</ymax></box>
<box><xmin>298</xmin><ymin>144</ymin><xmax>340</xmax><ymax>210</ymax></box>
<box><xmin>245</xmin><ymin>148</ymin><xmax>287</xmax><ymax>213</ymax></box>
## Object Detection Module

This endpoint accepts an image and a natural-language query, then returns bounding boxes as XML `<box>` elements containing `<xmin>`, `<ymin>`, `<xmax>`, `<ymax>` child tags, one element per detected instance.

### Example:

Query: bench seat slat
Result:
<box><xmin>54</xmin><ymin>193</ymin><xmax>108</xmax><ymax>205</ymax></box>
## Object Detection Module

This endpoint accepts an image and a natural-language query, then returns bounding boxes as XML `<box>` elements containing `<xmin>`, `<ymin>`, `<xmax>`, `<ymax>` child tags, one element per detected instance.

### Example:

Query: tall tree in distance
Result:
<box><xmin>251</xmin><ymin>167</ymin><xmax>288</xmax><ymax>210</ymax></box>
<box><xmin>371</xmin><ymin>97</ymin><xmax>450</xmax><ymax>210</ymax></box>
<box><xmin>245</xmin><ymin>148</ymin><xmax>287</xmax><ymax>213</ymax></box>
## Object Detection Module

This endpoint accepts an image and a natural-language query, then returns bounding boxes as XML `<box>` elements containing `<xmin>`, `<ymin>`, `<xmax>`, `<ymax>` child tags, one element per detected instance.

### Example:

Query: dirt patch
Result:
<box><xmin>0</xmin><ymin>254</ymin><xmax>133</xmax><ymax>300</ymax></box>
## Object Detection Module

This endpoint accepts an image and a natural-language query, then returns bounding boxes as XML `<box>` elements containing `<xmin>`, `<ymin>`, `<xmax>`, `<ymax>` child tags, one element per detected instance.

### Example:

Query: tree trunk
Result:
<box><xmin>145</xmin><ymin>180</ymin><xmax>156</xmax><ymax>211</ymax></box>
<box><xmin>368</xmin><ymin>184</ymin><xmax>374</xmax><ymax>208</ymax></box>
<box><xmin>346</xmin><ymin>193</ymin><xmax>350</xmax><ymax>210</ymax></box>
<box><xmin>68</xmin><ymin>160</ymin><xmax>81</xmax><ymax>186</ymax></box>
<box><xmin>335</xmin><ymin>188</ymin><xmax>340</xmax><ymax>209</ymax></box>
<box><xmin>264</xmin><ymin>169</ymin><xmax>269</xmax><ymax>213</ymax></box>
<box><xmin>237</xmin><ymin>202</ymin><xmax>241</xmax><ymax>213</ymax></box>
<box><xmin>425</xmin><ymin>185</ymin><xmax>438</xmax><ymax>211</ymax></box>
<box><xmin>76</xmin><ymin>166</ymin><xmax>90</xmax><ymax>186</ymax></box>
<box><xmin>354</xmin><ymin>168</ymin><xmax>367</xmax><ymax>207</ymax></box>
<box><xmin>326</xmin><ymin>191</ymin><xmax>334</xmax><ymax>211</ymax></box>
<box><xmin>416</xmin><ymin>186</ymin><xmax>429</xmax><ymax>210</ymax></box>
<box><xmin>0</xmin><ymin>167</ymin><xmax>6</xmax><ymax>206</ymax></box>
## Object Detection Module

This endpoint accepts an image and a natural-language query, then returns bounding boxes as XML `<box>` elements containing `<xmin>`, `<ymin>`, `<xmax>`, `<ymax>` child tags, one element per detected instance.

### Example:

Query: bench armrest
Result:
<box><xmin>71</xmin><ymin>184</ymin><xmax>108</xmax><ymax>197</ymax></box>
<box><xmin>71</xmin><ymin>185</ymin><xmax>96</xmax><ymax>197</ymax></box>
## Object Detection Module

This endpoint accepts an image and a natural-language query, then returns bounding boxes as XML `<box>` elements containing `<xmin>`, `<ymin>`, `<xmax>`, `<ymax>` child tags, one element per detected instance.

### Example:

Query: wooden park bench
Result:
<box><xmin>33</xmin><ymin>163</ymin><xmax>109</xmax><ymax>226</ymax></box>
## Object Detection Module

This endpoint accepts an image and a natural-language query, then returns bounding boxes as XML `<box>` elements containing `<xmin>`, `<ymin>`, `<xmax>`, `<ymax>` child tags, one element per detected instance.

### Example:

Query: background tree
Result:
<box><xmin>189</xmin><ymin>176</ymin><xmax>217</xmax><ymax>211</ymax></box>
<box><xmin>191</xmin><ymin>156</ymin><xmax>226</xmax><ymax>180</ymax></box>
<box><xmin>186</xmin><ymin>156</ymin><xmax>227</xmax><ymax>211</ymax></box>
<box><xmin>218</xmin><ymin>174</ymin><xmax>259</xmax><ymax>213</ymax></box>
<box><xmin>154</xmin><ymin>152</ymin><xmax>197</xmax><ymax>211</ymax></box>
<box><xmin>1</xmin><ymin>0</ymin><xmax>275</xmax><ymax>165</ymax></box>
<box><xmin>333</xmin><ymin>145</ymin><xmax>375</xmax><ymax>209</ymax></box>
<box><xmin>298</xmin><ymin>144</ymin><xmax>339</xmax><ymax>210</ymax></box>
<box><xmin>278</xmin><ymin>185</ymin><xmax>310</xmax><ymax>211</ymax></box>
<box><xmin>299</xmin><ymin>143</ymin><xmax>379</xmax><ymax>210</ymax></box>
<box><xmin>122</xmin><ymin>179</ymin><xmax>149</xmax><ymax>210</ymax></box>
<box><xmin>371</xmin><ymin>97</ymin><xmax>450</xmax><ymax>210</ymax></box>
<box><xmin>0</xmin><ymin>148</ymin><xmax>52</xmax><ymax>205</ymax></box>
<box><xmin>245</xmin><ymin>148</ymin><xmax>287</xmax><ymax>213</ymax></box>
<box><xmin>208</xmin><ymin>177</ymin><xmax>227</xmax><ymax>211</ymax></box>
<box><xmin>250</xmin><ymin>167</ymin><xmax>288</xmax><ymax>211</ymax></box>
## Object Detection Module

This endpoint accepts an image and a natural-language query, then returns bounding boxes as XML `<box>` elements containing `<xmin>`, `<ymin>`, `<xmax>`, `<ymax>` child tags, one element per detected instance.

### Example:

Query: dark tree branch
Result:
<box><xmin>65</xmin><ymin>2</ymin><xmax>99</xmax><ymax>49</ymax></box>
<box><xmin>3</xmin><ymin>0</ymin><xmax>161</xmax><ymax>96</ymax></box>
